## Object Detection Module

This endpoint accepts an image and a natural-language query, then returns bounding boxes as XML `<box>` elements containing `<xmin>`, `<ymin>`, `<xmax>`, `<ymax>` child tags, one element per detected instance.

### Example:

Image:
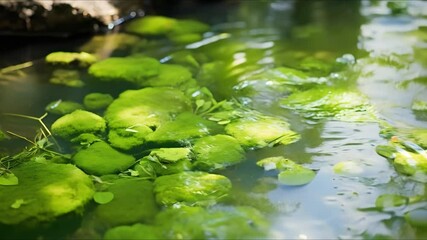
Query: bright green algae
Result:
<box><xmin>45</xmin><ymin>100</ymin><xmax>84</xmax><ymax>115</ymax></box>
<box><xmin>45</xmin><ymin>51</ymin><xmax>97</xmax><ymax>67</ymax></box>
<box><xmin>49</xmin><ymin>69</ymin><xmax>85</xmax><ymax>87</ymax></box>
<box><xmin>83</xmin><ymin>93</ymin><xmax>114</xmax><ymax>111</ymax></box>
<box><xmin>0</xmin><ymin>161</ymin><xmax>94</xmax><ymax>225</ymax></box>
<box><xmin>108</xmin><ymin>125</ymin><xmax>153</xmax><ymax>151</ymax></box>
<box><xmin>154</xmin><ymin>171</ymin><xmax>232</xmax><ymax>207</ymax></box>
<box><xmin>51</xmin><ymin>110</ymin><xmax>106</xmax><ymax>140</ymax></box>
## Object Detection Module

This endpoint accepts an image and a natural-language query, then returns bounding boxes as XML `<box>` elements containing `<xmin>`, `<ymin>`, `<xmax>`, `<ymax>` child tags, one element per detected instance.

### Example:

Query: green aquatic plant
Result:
<box><xmin>72</xmin><ymin>141</ymin><xmax>135</xmax><ymax>176</ymax></box>
<box><xmin>405</xmin><ymin>208</ymin><xmax>427</xmax><ymax>227</ymax></box>
<box><xmin>193</xmin><ymin>134</ymin><xmax>245</xmax><ymax>171</ymax></box>
<box><xmin>83</xmin><ymin>93</ymin><xmax>114</xmax><ymax>111</ymax></box>
<box><xmin>45</xmin><ymin>100</ymin><xmax>84</xmax><ymax>115</ymax></box>
<box><xmin>145</xmin><ymin>112</ymin><xmax>223</xmax><ymax>147</ymax></box>
<box><xmin>281</xmin><ymin>87</ymin><xmax>377</xmax><ymax>121</ymax></box>
<box><xmin>153</xmin><ymin>171</ymin><xmax>232</xmax><ymax>206</ymax></box>
<box><xmin>49</xmin><ymin>69</ymin><xmax>85</xmax><ymax>87</ymax></box>
<box><xmin>0</xmin><ymin>161</ymin><xmax>94</xmax><ymax>225</ymax></box>
<box><xmin>0</xmin><ymin>129</ymin><xmax>8</xmax><ymax>142</ymax></box>
<box><xmin>51</xmin><ymin>110</ymin><xmax>106</xmax><ymax>140</ymax></box>
<box><xmin>45</xmin><ymin>51</ymin><xmax>97</xmax><ymax>67</ymax></box>
<box><xmin>412</xmin><ymin>100</ymin><xmax>427</xmax><ymax>111</ymax></box>
<box><xmin>257</xmin><ymin>157</ymin><xmax>316</xmax><ymax>186</ymax></box>
<box><xmin>140</xmin><ymin>64</ymin><xmax>195</xmax><ymax>89</ymax></box>
<box><xmin>108</xmin><ymin>125</ymin><xmax>153</xmax><ymax>151</ymax></box>
<box><xmin>105</xmin><ymin>87</ymin><xmax>192</xmax><ymax>130</ymax></box>
<box><xmin>104</xmin><ymin>224</ymin><xmax>162</xmax><ymax>240</ymax></box>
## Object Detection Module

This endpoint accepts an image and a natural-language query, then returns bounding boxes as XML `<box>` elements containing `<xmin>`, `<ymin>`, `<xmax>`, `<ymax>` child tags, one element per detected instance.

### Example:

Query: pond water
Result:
<box><xmin>1</xmin><ymin>1</ymin><xmax>427</xmax><ymax>239</ymax></box>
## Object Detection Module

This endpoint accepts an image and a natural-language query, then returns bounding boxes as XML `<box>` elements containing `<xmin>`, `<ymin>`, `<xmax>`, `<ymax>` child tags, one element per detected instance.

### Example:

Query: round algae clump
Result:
<box><xmin>45</xmin><ymin>51</ymin><xmax>97</xmax><ymax>67</ymax></box>
<box><xmin>72</xmin><ymin>141</ymin><xmax>135</xmax><ymax>176</ymax></box>
<box><xmin>0</xmin><ymin>161</ymin><xmax>94</xmax><ymax>225</ymax></box>
<box><xmin>83</xmin><ymin>93</ymin><xmax>114</xmax><ymax>111</ymax></box>
<box><xmin>45</xmin><ymin>100</ymin><xmax>84</xmax><ymax>115</ymax></box>
<box><xmin>51</xmin><ymin>110</ymin><xmax>106</xmax><ymax>140</ymax></box>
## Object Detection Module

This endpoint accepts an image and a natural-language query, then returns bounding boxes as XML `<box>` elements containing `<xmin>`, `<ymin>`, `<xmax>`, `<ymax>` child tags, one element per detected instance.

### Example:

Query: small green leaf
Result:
<box><xmin>333</xmin><ymin>161</ymin><xmax>364</xmax><ymax>175</ymax></box>
<box><xmin>196</xmin><ymin>99</ymin><xmax>205</xmax><ymax>109</ymax></box>
<box><xmin>375</xmin><ymin>194</ymin><xmax>408</xmax><ymax>209</ymax></box>
<box><xmin>11</xmin><ymin>199</ymin><xmax>25</xmax><ymax>209</ymax></box>
<box><xmin>0</xmin><ymin>172</ymin><xmax>19</xmax><ymax>186</ymax></box>
<box><xmin>278</xmin><ymin>166</ymin><xmax>316</xmax><ymax>186</ymax></box>
<box><xmin>93</xmin><ymin>191</ymin><xmax>114</xmax><ymax>204</ymax></box>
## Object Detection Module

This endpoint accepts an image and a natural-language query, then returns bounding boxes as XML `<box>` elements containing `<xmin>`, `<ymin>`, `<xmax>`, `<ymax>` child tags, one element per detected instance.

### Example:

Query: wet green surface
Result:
<box><xmin>0</xmin><ymin>1</ymin><xmax>427</xmax><ymax>239</ymax></box>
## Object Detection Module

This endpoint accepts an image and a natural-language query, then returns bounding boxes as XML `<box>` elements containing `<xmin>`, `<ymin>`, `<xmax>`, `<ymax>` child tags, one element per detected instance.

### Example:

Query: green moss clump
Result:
<box><xmin>51</xmin><ymin>110</ymin><xmax>106</xmax><ymax>140</ymax></box>
<box><xmin>108</xmin><ymin>126</ymin><xmax>153</xmax><ymax>151</ymax></box>
<box><xmin>154</xmin><ymin>171</ymin><xmax>231</xmax><ymax>207</ymax></box>
<box><xmin>281</xmin><ymin>87</ymin><xmax>377</xmax><ymax>121</ymax></box>
<box><xmin>88</xmin><ymin>57</ymin><xmax>160</xmax><ymax>84</ymax></box>
<box><xmin>72</xmin><ymin>142</ymin><xmax>135</xmax><ymax>176</ymax></box>
<box><xmin>0</xmin><ymin>161</ymin><xmax>94</xmax><ymax>225</ymax></box>
<box><xmin>155</xmin><ymin>206</ymin><xmax>269</xmax><ymax>239</ymax></box>
<box><xmin>83</xmin><ymin>93</ymin><xmax>114</xmax><ymax>111</ymax></box>
<box><xmin>146</xmin><ymin>112</ymin><xmax>223</xmax><ymax>147</ymax></box>
<box><xmin>225</xmin><ymin>116</ymin><xmax>299</xmax><ymax>149</ymax></box>
<box><xmin>104</xmin><ymin>224</ymin><xmax>162</xmax><ymax>240</ymax></box>
<box><xmin>409</xmin><ymin>129</ymin><xmax>427</xmax><ymax>148</ymax></box>
<box><xmin>193</xmin><ymin>134</ymin><xmax>245</xmax><ymax>171</ymax></box>
<box><xmin>50</xmin><ymin>69</ymin><xmax>85</xmax><ymax>87</ymax></box>
<box><xmin>140</xmin><ymin>64</ymin><xmax>194</xmax><ymax>88</ymax></box>
<box><xmin>105</xmin><ymin>87</ymin><xmax>192</xmax><ymax>130</ymax></box>
<box><xmin>45</xmin><ymin>100</ymin><xmax>84</xmax><ymax>115</ymax></box>
<box><xmin>45</xmin><ymin>52</ymin><xmax>97</xmax><ymax>67</ymax></box>
<box><xmin>94</xmin><ymin>178</ymin><xmax>158</xmax><ymax>227</ymax></box>
<box><xmin>394</xmin><ymin>151</ymin><xmax>427</xmax><ymax>176</ymax></box>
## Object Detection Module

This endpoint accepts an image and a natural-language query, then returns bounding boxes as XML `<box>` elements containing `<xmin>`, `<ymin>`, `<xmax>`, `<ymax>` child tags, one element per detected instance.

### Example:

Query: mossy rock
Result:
<box><xmin>140</xmin><ymin>64</ymin><xmax>194</xmax><ymax>88</ymax></box>
<box><xmin>125</xmin><ymin>16</ymin><xmax>177</xmax><ymax>35</ymax></box>
<box><xmin>104</xmin><ymin>224</ymin><xmax>162</xmax><ymax>240</ymax></box>
<box><xmin>45</xmin><ymin>100</ymin><xmax>84</xmax><ymax>115</ymax></box>
<box><xmin>193</xmin><ymin>134</ymin><xmax>245</xmax><ymax>171</ymax></box>
<box><xmin>50</xmin><ymin>69</ymin><xmax>85</xmax><ymax>88</ymax></box>
<box><xmin>83</xmin><ymin>93</ymin><xmax>114</xmax><ymax>111</ymax></box>
<box><xmin>104</xmin><ymin>87</ymin><xmax>192</xmax><ymax>130</ymax></box>
<box><xmin>94</xmin><ymin>178</ymin><xmax>158</xmax><ymax>227</ymax></box>
<box><xmin>146</xmin><ymin>112</ymin><xmax>223</xmax><ymax>147</ymax></box>
<box><xmin>72</xmin><ymin>142</ymin><xmax>135</xmax><ymax>176</ymax></box>
<box><xmin>154</xmin><ymin>171</ymin><xmax>231</xmax><ymax>207</ymax></box>
<box><xmin>88</xmin><ymin>57</ymin><xmax>160</xmax><ymax>84</ymax></box>
<box><xmin>51</xmin><ymin>110</ymin><xmax>106</xmax><ymax>140</ymax></box>
<box><xmin>45</xmin><ymin>52</ymin><xmax>97</xmax><ymax>67</ymax></box>
<box><xmin>108</xmin><ymin>125</ymin><xmax>153</xmax><ymax>151</ymax></box>
<box><xmin>155</xmin><ymin>206</ymin><xmax>269</xmax><ymax>239</ymax></box>
<box><xmin>0</xmin><ymin>161</ymin><xmax>94</xmax><ymax>225</ymax></box>
<box><xmin>225</xmin><ymin>116</ymin><xmax>299</xmax><ymax>149</ymax></box>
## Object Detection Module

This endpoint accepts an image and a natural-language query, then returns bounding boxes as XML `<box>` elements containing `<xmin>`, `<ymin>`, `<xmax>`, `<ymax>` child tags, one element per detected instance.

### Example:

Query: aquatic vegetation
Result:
<box><xmin>154</xmin><ymin>171</ymin><xmax>232</xmax><ymax>206</ymax></box>
<box><xmin>88</xmin><ymin>56</ymin><xmax>160</xmax><ymax>84</ymax></box>
<box><xmin>225</xmin><ymin>115</ymin><xmax>299</xmax><ymax>149</ymax></box>
<box><xmin>49</xmin><ymin>69</ymin><xmax>85</xmax><ymax>87</ymax></box>
<box><xmin>104</xmin><ymin>87</ymin><xmax>192</xmax><ymax>129</ymax></box>
<box><xmin>83</xmin><ymin>93</ymin><xmax>114</xmax><ymax>111</ymax></box>
<box><xmin>72</xmin><ymin>141</ymin><xmax>135</xmax><ymax>176</ymax></box>
<box><xmin>140</xmin><ymin>64</ymin><xmax>195</xmax><ymax>88</ymax></box>
<box><xmin>45</xmin><ymin>100</ymin><xmax>84</xmax><ymax>115</ymax></box>
<box><xmin>45</xmin><ymin>52</ymin><xmax>97</xmax><ymax>67</ymax></box>
<box><xmin>94</xmin><ymin>178</ymin><xmax>158</xmax><ymax>227</ymax></box>
<box><xmin>0</xmin><ymin>161</ymin><xmax>94</xmax><ymax>225</ymax></box>
<box><xmin>257</xmin><ymin>157</ymin><xmax>316</xmax><ymax>186</ymax></box>
<box><xmin>0</xmin><ymin>129</ymin><xmax>8</xmax><ymax>141</ymax></box>
<box><xmin>412</xmin><ymin>100</ymin><xmax>427</xmax><ymax>111</ymax></box>
<box><xmin>281</xmin><ymin>87</ymin><xmax>377</xmax><ymax>121</ymax></box>
<box><xmin>145</xmin><ymin>112</ymin><xmax>223</xmax><ymax>147</ymax></box>
<box><xmin>51</xmin><ymin>110</ymin><xmax>106</xmax><ymax>140</ymax></box>
<box><xmin>405</xmin><ymin>208</ymin><xmax>427</xmax><ymax>227</ymax></box>
<box><xmin>193</xmin><ymin>134</ymin><xmax>245</xmax><ymax>171</ymax></box>
<box><xmin>104</xmin><ymin>224</ymin><xmax>162</xmax><ymax>240</ymax></box>
<box><xmin>108</xmin><ymin>125</ymin><xmax>153</xmax><ymax>151</ymax></box>
<box><xmin>333</xmin><ymin>161</ymin><xmax>365</xmax><ymax>176</ymax></box>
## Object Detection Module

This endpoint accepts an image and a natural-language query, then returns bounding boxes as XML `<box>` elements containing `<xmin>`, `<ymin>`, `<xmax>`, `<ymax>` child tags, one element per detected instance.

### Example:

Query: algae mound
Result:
<box><xmin>0</xmin><ymin>161</ymin><xmax>94</xmax><ymax>225</ymax></box>
<box><xmin>45</xmin><ymin>100</ymin><xmax>84</xmax><ymax>115</ymax></box>
<box><xmin>83</xmin><ymin>93</ymin><xmax>114</xmax><ymax>111</ymax></box>
<box><xmin>45</xmin><ymin>52</ymin><xmax>97</xmax><ymax>67</ymax></box>
<box><xmin>51</xmin><ymin>110</ymin><xmax>106</xmax><ymax>140</ymax></box>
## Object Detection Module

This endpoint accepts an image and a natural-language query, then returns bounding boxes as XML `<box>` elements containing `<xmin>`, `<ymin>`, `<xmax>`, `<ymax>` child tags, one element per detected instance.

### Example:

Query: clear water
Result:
<box><xmin>1</xmin><ymin>1</ymin><xmax>427</xmax><ymax>239</ymax></box>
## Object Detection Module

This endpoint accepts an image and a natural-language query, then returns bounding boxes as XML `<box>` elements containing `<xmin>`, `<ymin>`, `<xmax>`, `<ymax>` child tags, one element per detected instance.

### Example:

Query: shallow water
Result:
<box><xmin>1</xmin><ymin>1</ymin><xmax>427</xmax><ymax>239</ymax></box>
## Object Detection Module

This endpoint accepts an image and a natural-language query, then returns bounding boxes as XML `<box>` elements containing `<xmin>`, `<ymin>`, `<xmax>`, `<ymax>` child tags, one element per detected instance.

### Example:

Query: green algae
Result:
<box><xmin>0</xmin><ymin>161</ymin><xmax>94</xmax><ymax>225</ymax></box>
<box><xmin>154</xmin><ymin>171</ymin><xmax>232</xmax><ymax>207</ymax></box>
<box><xmin>104</xmin><ymin>224</ymin><xmax>162</xmax><ymax>240</ymax></box>
<box><xmin>104</xmin><ymin>87</ymin><xmax>192</xmax><ymax>130</ymax></box>
<box><xmin>108</xmin><ymin>125</ymin><xmax>153</xmax><ymax>151</ymax></box>
<box><xmin>140</xmin><ymin>64</ymin><xmax>195</xmax><ymax>88</ymax></box>
<box><xmin>94</xmin><ymin>178</ymin><xmax>158</xmax><ymax>227</ymax></box>
<box><xmin>83</xmin><ymin>93</ymin><xmax>114</xmax><ymax>111</ymax></box>
<box><xmin>51</xmin><ymin>110</ymin><xmax>106</xmax><ymax>140</ymax></box>
<box><xmin>45</xmin><ymin>100</ymin><xmax>84</xmax><ymax>115</ymax></box>
<box><xmin>192</xmin><ymin>134</ymin><xmax>245</xmax><ymax>171</ymax></box>
<box><xmin>50</xmin><ymin>69</ymin><xmax>85</xmax><ymax>87</ymax></box>
<box><xmin>72</xmin><ymin>142</ymin><xmax>135</xmax><ymax>176</ymax></box>
<box><xmin>125</xmin><ymin>16</ymin><xmax>178</xmax><ymax>35</ymax></box>
<box><xmin>45</xmin><ymin>52</ymin><xmax>97</xmax><ymax>67</ymax></box>
<box><xmin>146</xmin><ymin>112</ymin><xmax>223</xmax><ymax>147</ymax></box>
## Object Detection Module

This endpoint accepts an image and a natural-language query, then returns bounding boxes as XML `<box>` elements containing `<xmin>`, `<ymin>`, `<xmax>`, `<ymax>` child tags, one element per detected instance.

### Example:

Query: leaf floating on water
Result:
<box><xmin>333</xmin><ymin>161</ymin><xmax>364</xmax><ymax>176</ymax></box>
<box><xmin>405</xmin><ymin>208</ymin><xmax>427</xmax><ymax>227</ymax></box>
<box><xmin>375</xmin><ymin>194</ymin><xmax>408</xmax><ymax>209</ymax></box>
<box><xmin>278</xmin><ymin>166</ymin><xmax>316</xmax><ymax>186</ymax></box>
<box><xmin>93</xmin><ymin>192</ymin><xmax>115</xmax><ymax>204</ymax></box>
<box><xmin>0</xmin><ymin>172</ymin><xmax>19</xmax><ymax>186</ymax></box>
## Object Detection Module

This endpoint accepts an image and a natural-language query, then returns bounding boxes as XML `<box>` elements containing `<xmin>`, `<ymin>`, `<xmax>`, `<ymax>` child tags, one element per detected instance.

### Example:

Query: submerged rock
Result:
<box><xmin>49</xmin><ymin>69</ymin><xmax>85</xmax><ymax>87</ymax></box>
<box><xmin>108</xmin><ymin>125</ymin><xmax>153</xmax><ymax>151</ymax></box>
<box><xmin>193</xmin><ymin>134</ymin><xmax>245</xmax><ymax>171</ymax></box>
<box><xmin>45</xmin><ymin>52</ymin><xmax>97</xmax><ymax>67</ymax></box>
<box><xmin>51</xmin><ymin>110</ymin><xmax>106</xmax><ymax>140</ymax></box>
<box><xmin>154</xmin><ymin>171</ymin><xmax>232</xmax><ymax>206</ymax></box>
<box><xmin>0</xmin><ymin>161</ymin><xmax>94</xmax><ymax>225</ymax></box>
<box><xmin>83</xmin><ymin>93</ymin><xmax>114</xmax><ymax>111</ymax></box>
<box><xmin>104</xmin><ymin>87</ymin><xmax>192</xmax><ymax>130</ymax></box>
<box><xmin>94</xmin><ymin>178</ymin><xmax>158</xmax><ymax>227</ymax></box>
<box><xmin>45</xmin><ymin>100</ymin><xmax>84</xmax><ymax>115</ymax></box>
<box><xmin>146</xmin><ymin>112</ymin><xmax>223</xmax><ymax>147</ymax></box>
<box><xmin>72</xmin><ymin>141</ymin><xmax>135</xmax><ymax>176</ymax></box>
